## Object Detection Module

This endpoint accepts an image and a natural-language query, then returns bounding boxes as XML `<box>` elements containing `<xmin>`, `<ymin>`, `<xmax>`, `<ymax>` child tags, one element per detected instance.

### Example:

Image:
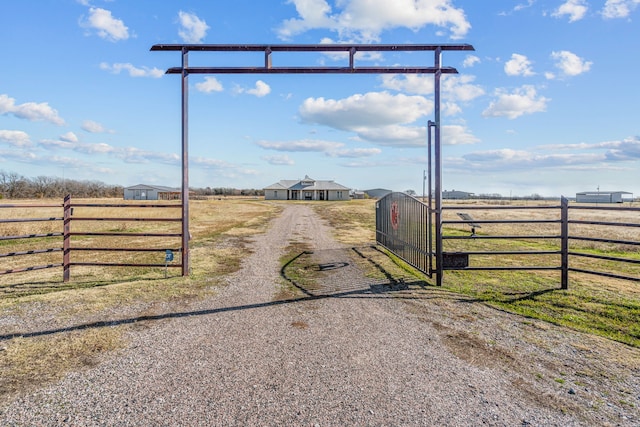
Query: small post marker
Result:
<box><xmin>165</xmin><ymin>249</ymin><xmax>174</xmax><ymax>278</ymax></box>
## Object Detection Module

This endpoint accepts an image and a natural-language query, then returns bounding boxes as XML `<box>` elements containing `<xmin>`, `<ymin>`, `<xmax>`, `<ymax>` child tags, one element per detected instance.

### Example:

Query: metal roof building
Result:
<box><xmin>575</xmin><ymin>191</ymin><xmax>632</xmax><ymax>203</ymax></box>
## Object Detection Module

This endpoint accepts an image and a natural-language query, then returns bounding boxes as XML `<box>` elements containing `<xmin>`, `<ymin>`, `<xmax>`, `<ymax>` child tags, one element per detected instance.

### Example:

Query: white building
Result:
<box><xmin>264</xmin><ymin>175</ymin><xmax>350</xmax><ymax>201</ymax></box>
<box><xmin>443</xmin><ymin>190</ymin><xmax>474</xmax><ymax>200</ymax></box>
<box><xmin>124</xmin><ymin>184</ymin><xmax>181</xmax><ymax>200</ymax></box>
<box><xmin>575</xmin><ymin>191</ymin><xmax>632</xmax><ymax>203</ymax></box>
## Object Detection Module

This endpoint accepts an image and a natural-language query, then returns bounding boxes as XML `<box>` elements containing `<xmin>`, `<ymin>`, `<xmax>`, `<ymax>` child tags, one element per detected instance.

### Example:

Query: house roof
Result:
<box><xmin>125</xmin><ymin>184</ymin><xmax>180</xmax><ymax>192</ymax></box>
<box><xmin>264</xmin><ymin>175</ymin><xmax>350</xmax><ymax>191</ymax></box>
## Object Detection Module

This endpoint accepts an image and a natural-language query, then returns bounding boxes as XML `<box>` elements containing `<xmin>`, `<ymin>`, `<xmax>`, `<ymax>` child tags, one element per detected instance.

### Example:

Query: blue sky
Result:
<box><xmin>1</xmin><ymin>0</ymin><xmax>639</xmax><ymax>197</ymax></box>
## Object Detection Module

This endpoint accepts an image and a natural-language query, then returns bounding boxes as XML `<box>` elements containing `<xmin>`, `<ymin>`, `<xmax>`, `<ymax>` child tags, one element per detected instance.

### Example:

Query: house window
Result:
<box><xmin>274</xmin><ymin>190</ymin><xmax>277</xmax><ymax>198</ymax></box>
<box><xmin>337</xmin><ymin>191</ymin><xmax>343</xmax><ymax>199</ymax></box>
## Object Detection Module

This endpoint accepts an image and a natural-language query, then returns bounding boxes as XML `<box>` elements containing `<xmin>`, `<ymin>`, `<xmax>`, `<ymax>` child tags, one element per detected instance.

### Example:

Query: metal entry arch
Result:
<box><xmin>151</xmin><ymin>42</ymin><xmax>474</xmax><ymax>278</ymax></box>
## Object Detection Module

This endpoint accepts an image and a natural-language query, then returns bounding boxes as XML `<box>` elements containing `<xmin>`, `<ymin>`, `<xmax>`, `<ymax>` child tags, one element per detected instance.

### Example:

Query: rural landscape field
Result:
<box><xmin>1</xmin><ymin>197</ymin><xmax>639</xmax><ymax>424</ymax></box>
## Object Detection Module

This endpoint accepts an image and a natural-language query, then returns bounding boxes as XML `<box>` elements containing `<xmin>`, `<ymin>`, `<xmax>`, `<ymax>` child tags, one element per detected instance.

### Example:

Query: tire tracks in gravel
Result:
<box><xmin>1</xmin><ymin>204</ymin><xmax>637</xmax><ymax>426</ymax></box>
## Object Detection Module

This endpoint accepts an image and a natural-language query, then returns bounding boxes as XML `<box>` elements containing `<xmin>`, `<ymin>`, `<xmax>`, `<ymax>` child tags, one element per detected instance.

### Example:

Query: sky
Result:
<box><xmin>1</xmin><ymin>0</ymin><xmax>639</xmax><ymax>197</ymax></box>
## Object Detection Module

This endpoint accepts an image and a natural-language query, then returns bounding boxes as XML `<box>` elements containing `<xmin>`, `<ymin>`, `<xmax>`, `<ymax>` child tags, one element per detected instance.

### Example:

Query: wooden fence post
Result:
<box><xmin>63</xmin><ymin>194</ymin><xmax>71</xmax><ymax>282</ymax></box>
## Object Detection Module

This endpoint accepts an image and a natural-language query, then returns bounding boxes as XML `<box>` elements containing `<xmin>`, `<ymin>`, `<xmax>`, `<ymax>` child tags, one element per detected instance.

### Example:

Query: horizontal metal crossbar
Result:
<box><xmin>70</xmin><ymin>203</ymin><xmax>181</xmax><ymax>208</ymax></box>
<box><xmin>151</xmin><ymin>43</ymin><xmax>475</xmax><ymax>52</ymax></box>
<box><xmin>0</xmin><ymin>248</ymin><xmax>62</xmax><ymax>258</ymax></box>
<box><xmin>443</xmin><ymin>235</ymin><xmax>561</xmax><ymax>240</ymax></box>
<box><xmin>450</xmin><ymin>250</ymin><xmax>561</xmax><ymax>256</ymax></box>
<box><xmin>0</xmin><ymin>204</ymin><xmax>62</xmax><ymax>208</ymax></box>
<box><xmin>569</xmin><ymin>267</ymin><xmax>640</xmax><ymax>282</ymax></box>
<box><xmin>0</xmin><ymin>264</ymin><xmax>63</xmax><ymax>275</ymax></box>
<box><xmin>442</xmin><ymin>205</ymin><xmax>560</xmax><ymax>210</ymax></box>
<box><xmin>69</xmin><ymin>262</ymin><xmax>182</xmax><ymax>268</ymax></box>
<box><xmin>166</xmin><ymin>66</ymin><xmax>459</xmax><ymax>75</ymax></box>
<box><xmin>570</xmin><ymin>236</ymin><xmax>640</xmax><ymax>246</ymax></box>
<box><xmin>70</xmin><ymin>217</ymin><xmax>181</xmax><ymax>222</ymax></box>
<box><xmin>444</xmin><ymin>219</ymin><xmax>560</xmax><ymax>225</ymax></box>
<box><xmin>570</xmin><ymin>219</ymin><xmax>640</xmax><ymax>228</ymax></box>
<box><xmin>0</xmin><ymin>232</ymin><xmax>63</xmax><ymax>241</ymax></box>
<box><xmin>0</xmin><ymin>217</ymin><xmax>63</xmax><ymax>223</ymax></box>
<box><xmin>569</xmin><ymin>251</ymin><xmax>640</xmax><ymax>264</ymax></box>
<box><xmin>69</xmin><ymin>232</ymin><xmax>181</xmax><ymax>237</ymax></box>
<box><xmin>448</xmin><ymin>266</ymin><xmax>561</xmax><ymax>271</ymax></box>
<box><xmin>570</xmin><ymin>205</ymin><xmax>640</xmax><ymax>212</ymax></box>
<box><xmin>70</xmin><ymin>247</ymin><xmax>181</xmax><ymax>252</ymax></box>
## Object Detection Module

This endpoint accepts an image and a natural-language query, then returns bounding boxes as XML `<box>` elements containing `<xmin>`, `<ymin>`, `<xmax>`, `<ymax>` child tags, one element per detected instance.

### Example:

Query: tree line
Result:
<box><xmin>0</xmin><ymin>170</ymin><xmax>124</xmax><ymax>199</ymax></box>
<box><xmin>0</xmin><ymin>170</ymin><xmax>264</xmax><ymax>199</ymax></box>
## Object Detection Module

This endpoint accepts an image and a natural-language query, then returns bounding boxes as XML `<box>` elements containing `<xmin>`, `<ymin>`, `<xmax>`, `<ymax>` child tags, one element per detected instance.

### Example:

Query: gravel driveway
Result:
<box><xmin>1</xmin><ymin>204</ymin><xmax>638</xmax><ymax>426</ymax></box>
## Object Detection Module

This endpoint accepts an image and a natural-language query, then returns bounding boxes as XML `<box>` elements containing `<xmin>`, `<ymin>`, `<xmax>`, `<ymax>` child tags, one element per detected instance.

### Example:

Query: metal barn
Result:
<box><xmin>575</xmin><ymin>191</ymin><xmax>632</xmax><ymax>203</ymax></box>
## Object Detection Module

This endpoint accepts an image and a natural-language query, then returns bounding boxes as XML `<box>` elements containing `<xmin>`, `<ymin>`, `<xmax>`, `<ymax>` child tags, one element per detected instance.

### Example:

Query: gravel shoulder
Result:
<box><xmin>1</xmin><ymin>204</ymin><xmax>638</xmax><ymax>426</ymax></box>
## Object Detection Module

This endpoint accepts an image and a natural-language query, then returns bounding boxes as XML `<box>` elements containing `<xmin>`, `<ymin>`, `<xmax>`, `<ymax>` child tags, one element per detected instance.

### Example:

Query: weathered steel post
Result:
<box><xmin>181</xmin><ymin>47</ymin><xmax>190</xmax><ymax>276</ymax></box>
<box><xmin>63</xmin><ymin>194</ymin><xmax>71</xmax><ymax>282</ymax></box>
<box><xmin>434</xmin><ymin>47</ymin><xmax>444</xmax><ymax>287</ymax></box>
<box><xmin>561</xmin><ymin>196</ymin><xmax>569</xmax><ymax>289</ymax></box>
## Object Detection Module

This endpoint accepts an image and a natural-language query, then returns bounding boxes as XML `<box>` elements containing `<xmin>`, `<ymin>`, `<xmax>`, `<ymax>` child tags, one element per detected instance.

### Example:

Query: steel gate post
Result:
<box><xmin>434</xmin><ymin>47</ymin><xmax>444</xmax><ymax>286</ymax></box>
<box><xmin>181</xmin><ymin>47</ymin><xmax>190</xmax><ymax>276</ymax></box>
<box><xmin>63</xmin><ymin>194</ymin><xmax>71</xmax><ymax>282</ymax></box>
<box><xmin>561</xmin><ymin>196</ymin><xmax>569</xmax><ymax>289</ymax></box>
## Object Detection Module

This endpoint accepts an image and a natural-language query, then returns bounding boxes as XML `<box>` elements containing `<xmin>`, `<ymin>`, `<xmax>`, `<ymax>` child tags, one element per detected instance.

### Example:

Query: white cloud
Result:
<box><xmin>178</xmin><ymin>11</ymin><xmax>209</xmax><ymax>43</ymax></box>
<box><xmin>300</xmin><ymin>91</ymin><xmax>430</xmax><ymax>130</ymax></box>
<box><xmin>553</xmin><ymin>0</ymin><xmax>589</xmax><ymax>22</ymax></box>
<box><xmin>100</xmin><ymin>63</ymin><xmax>164</xmax><ymax>78</ymax></box>
<box><xmin>82</xmin><ymin>120</ymin><xmax>113</xmax><ymax>133</ymax></box>
<box><xmin>551</xmin><ymin>50</ymin><xmax>592</xmax><ymax>77</ymax></box>
<box><xmin>504</xmin><ymin>54</ymin><xmax>535</xmax><ymax>77</ymax></box>
<box><xmin>482</xmin><ymin>85</ymin><xmax>550</xmax><ymax>119</ymax></box>
<box><xmin>195</xmin><ymin>77</ymin><xmax>224</xmax><ymax>93</ymax></box>
<box><xmin>0</xmin><ymin>130</ymin><xmax>31</xmax><ymax>147</ymax></box>
<box><xmin>0</xmin><ymin>94</ymin><xmax>65</xmax><ymax>125</ymax></box>
<box><xmin>380</xmin><ymin>74</ymin><xmax>434</xmax><ymax>95</ymax></box>
<box><xmin>59</xmin><ymin>132</ymin><xmax>78</xmax><ymax>143</ymax></box>
<box><xmin>257</xmin><ymin>139</ymin><xmax>344</xmax><ymax>152</ymax></box>
<box><xmin>263</xmin><ymin>154</ymin><xmax>295</xmax><ymax>165</ymax></box>
<box><xmin>81</xmin><ymin>7</ymin><xmax>129</xmax><ymax>42</ymax></box>
<box><xmin>278</xmin><ymin>0</ymin><xmax>471</xmax><ymax>41</ymax></box>
<box><xmin>355</xmin><ymin>125</ymin><xmax>427</xmax><ymax>147</ymax></box>
<box><xmin>442</xmin><ymin>75</ymin><xmax>485</xmax><ymax>103</ymax></box>
<box><xmin>602</xmin><ymin>0</ymin><xmax>640</xmax><ymax>19</ymax></box>
<box><xmin>328</xmin><ymin>147</ymin><xmax>382</xmax><ymax>158</ymax></box>
<box><xmin>442</xmin><ymin>125</ymin><xmax>480</xmax><ymax>145</ymax></box>
<box><xmin>463</xmin><ymin>55</ymin><xmax>481</xmax><ymax>68</ymax></box>
<box><xmin>246</xmin><ymin>80</ymin><xmax>271</xmax><ymax>97</ymax></box>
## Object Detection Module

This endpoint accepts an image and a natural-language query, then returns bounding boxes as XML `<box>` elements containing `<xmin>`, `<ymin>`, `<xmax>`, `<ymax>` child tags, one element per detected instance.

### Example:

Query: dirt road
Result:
<box><xmin>1</xmin><ymin>204</ymin><xmax>638</xmax><ymax>426</ymax></box>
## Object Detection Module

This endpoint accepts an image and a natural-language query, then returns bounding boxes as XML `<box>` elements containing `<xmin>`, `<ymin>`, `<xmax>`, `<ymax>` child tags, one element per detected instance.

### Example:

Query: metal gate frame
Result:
<box><xmin>151</xmin><ymin>42</ymin><xmax>474</xmax><ymax>276</ymax></box>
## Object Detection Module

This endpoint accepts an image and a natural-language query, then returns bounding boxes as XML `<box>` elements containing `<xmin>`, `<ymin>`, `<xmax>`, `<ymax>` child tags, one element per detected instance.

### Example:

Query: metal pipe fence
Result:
<box><xmin>376</xmin><ymin>193</ymin><xmax>640</xmax><ymax>289</ymax></box>
<box><xmin>0</xmin><ymin>195</ymin><xmax>183</xmax><ymax>282</ymax></box>
<box><xmin>440</xmin><ymin>196</ymin><xmax>640</xmax><ymax>288</ymax></box>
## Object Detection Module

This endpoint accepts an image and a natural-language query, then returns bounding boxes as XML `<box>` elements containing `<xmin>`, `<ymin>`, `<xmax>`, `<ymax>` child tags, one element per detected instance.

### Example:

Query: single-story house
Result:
<box><xmin>124</xmin><ymin>184</ymin><xmax>181</xmax><ymax>200</ymax></box>
<box><xmin>264</xmin><ymin>175</ymin><xmax>350</xmax><ymax>201</ymax></box>
<box><xmin>575</xmin><ymin>191</ymin><xmax>632</xmax><ymax>204</ymax></box>
<box><xmin>443</xmin><ymin>190</ymin><xmax>474</xmax><ymax>200</ymax></box>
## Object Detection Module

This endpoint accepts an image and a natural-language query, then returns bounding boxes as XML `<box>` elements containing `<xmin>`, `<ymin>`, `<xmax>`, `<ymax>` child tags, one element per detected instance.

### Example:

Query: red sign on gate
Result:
<box><xmin>390</xmin><ymin>201</ymin><xmax>399</xmax><ymax>230</ymax></box>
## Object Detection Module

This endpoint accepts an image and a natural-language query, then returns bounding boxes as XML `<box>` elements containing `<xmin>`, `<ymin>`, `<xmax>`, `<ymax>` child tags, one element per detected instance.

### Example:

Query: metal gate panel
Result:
<box><xmin>375</xmin><ymin>192</ymin><xmax>430</xmax><ymax>275</ymax></box>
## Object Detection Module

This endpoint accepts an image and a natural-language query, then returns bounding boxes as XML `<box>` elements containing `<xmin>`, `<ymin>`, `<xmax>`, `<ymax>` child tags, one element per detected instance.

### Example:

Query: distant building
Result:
<box><xmin>264</xmin><ymin>175</ymin><xmax>350</xmax><ymax>201</ymax></box>
<box><xmin>124</xmin><ymin>184</ymin><xmax>181</xmax><ymax>200</ymax></box>
<box><xmin>575</xmin><ymin>191</ymin><xmax>632</xmax><ymax>204</ymax></box>
<box><xmin>443</xmin><ymin>190</ymin><xmax>474</xmax><ymax>200</ymax></box>
<box><xmin>364</xmin><ymin>188</ymin><xmax>392</xmax><ymax>199</ymax></box>
<box><xmin>351</xmin><ymin>190</ymin><xmax>366</xmax><ymax>199</ymax></box>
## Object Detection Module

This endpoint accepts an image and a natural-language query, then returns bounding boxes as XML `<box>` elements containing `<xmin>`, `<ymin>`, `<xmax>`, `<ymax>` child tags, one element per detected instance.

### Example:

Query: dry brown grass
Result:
<box><xmin>0</xmin><ymin>197</ymin><xmax>281</xmax><ymax>400</ymax></box>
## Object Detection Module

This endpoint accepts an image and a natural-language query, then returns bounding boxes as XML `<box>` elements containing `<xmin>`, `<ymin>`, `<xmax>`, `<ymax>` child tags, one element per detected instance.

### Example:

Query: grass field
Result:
<box><xmin>313</xmin><ymin>198</ymin><xmax>640</xmax><ymax>348</ymax></box>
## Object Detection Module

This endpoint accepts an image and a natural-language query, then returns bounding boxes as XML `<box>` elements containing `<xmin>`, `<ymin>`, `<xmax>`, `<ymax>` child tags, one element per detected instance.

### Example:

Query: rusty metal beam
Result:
<box><xmin>151</xmin><ymin>43</ymin><xmax>474</xmax><ymax>52</ymax></box>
